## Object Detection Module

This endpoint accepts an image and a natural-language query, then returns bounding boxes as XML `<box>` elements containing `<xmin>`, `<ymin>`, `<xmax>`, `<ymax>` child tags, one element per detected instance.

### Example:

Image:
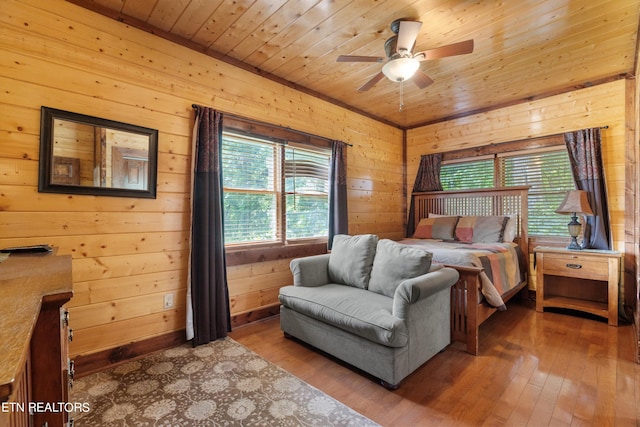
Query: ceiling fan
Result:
<box><xmin>337</xmin><ymin>19</ymin><xmax>474</xmax><ymax>93</ymax></box>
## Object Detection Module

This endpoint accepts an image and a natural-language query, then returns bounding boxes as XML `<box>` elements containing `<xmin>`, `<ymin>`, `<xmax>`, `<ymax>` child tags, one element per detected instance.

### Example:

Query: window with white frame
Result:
<box><xmin>221</xmin><ymin>131</ymin><xmax>331</xmax><ymax>246</ymax></box>
<box><xmin>440</xmin><ymin>147</ymin><xmax>575</xmax><ymax>236</ymax></box>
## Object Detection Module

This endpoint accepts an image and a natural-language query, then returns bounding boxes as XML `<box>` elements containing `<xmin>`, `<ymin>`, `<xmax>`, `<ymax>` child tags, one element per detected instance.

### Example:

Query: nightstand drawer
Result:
<box><xmin>542</xmin><ymin>254</ymin><xmax>609</xmax><ymax>281</ymax></box>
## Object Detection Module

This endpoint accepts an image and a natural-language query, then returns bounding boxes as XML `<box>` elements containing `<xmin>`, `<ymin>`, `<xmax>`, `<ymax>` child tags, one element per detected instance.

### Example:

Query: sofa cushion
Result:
<box><xmin>368</xmin><ymin>239</ymin><xmax>433</xmax><ymax>298</ymax></box>
<box><xmin>279</xmin><ymin>284</ymin><xmax>408</xmax><ymax>347</ymax></box>
<box><xmin>328</xmin><ymin>234</ymin><xmax>378</xmax><ymax>289</ymax></box>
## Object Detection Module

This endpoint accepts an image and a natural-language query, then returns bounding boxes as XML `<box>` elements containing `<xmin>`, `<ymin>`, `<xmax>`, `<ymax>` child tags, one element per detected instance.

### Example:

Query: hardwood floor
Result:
<box><xmin>229</xmin><ymin>300</ymin><xmax>640</xmax><ymax>426</ymax></box>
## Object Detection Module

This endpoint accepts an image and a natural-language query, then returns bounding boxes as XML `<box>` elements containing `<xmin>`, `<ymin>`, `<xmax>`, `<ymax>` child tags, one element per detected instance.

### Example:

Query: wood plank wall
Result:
<box><xmin>406</xmin><ymin>80</ymin><xmax>632</xmax><ymax>305</ymax></box>
<box><xmin>633</xmin><ymin>48</ymin><xmax>640</xmax><ymax>362</ymax></box>
<box><xmin>0</xmin><ymin>0</ymin><xmax>404</xmax><ymax>359</ymax></box>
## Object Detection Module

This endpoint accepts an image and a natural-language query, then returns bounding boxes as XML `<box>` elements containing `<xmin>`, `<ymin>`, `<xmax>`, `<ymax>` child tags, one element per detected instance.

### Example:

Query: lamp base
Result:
<box><xmin>566</xmin><ymin>237</ymin><xmax>582</xmax><ymax>250</ymax></box>
<box><xmin>566</xmin><ymin>214</ymin><xmax>582</xmax><ymax>250</ymax></box>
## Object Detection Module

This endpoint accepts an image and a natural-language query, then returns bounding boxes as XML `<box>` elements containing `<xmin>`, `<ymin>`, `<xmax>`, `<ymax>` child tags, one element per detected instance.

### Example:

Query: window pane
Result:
<box><xmin>286</xmin><ymin>195</ymin><xmax>328</xmax><ymax>239</ymax></box>
<box><xmin>222</xmin><ymin>132</ymin><xmax>278</xmax><ymax>244</ymax></box>
<box><xmin>441</xmin><ymin>159</ymin><xmax>494</xmax><ymax>189</ymax></box>
<box><xmin>285</xmin><ymin>148</ymin><xmax>329</xmax><ymax>194</ymax></box>
<box><xmin>285</xmin><ymin>146</ymin><xmax>330</xmax><ymax>240</ymax></box>
<box><xmin>222</xmin><ymin>134</ymin><xmax>275</xmax><ymax>191</ymax></box>
<box><xmin>223</xmin><ymin>192</ymin><xmax>277</xmax><ymax>243</ymax></box>
<box><xmin>499</xmin><ymin>150</ymin><xmax>574</xmax><ymax>236</ymax></box>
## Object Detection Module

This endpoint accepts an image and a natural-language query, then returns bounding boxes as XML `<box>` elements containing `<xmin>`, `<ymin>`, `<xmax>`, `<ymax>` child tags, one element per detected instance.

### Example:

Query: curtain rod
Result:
<box><xmin>191</xmin><ymin>104</ymin><xmax>352</xmax><ymax>147</ymax></box>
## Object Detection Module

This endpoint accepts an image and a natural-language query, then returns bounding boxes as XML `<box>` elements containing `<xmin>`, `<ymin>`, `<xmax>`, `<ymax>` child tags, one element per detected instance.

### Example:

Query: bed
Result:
<box><xmin>401</xmin><ymin>186</ymin><xmax>530</xmax><ymax>355</ymax></box>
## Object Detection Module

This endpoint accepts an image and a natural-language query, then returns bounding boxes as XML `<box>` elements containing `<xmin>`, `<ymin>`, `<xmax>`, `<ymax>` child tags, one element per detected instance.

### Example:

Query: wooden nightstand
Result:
<box><xmin>534</xmin><ymin>246</ymin><xmax>621</xmax><ymax>326</ymax></box>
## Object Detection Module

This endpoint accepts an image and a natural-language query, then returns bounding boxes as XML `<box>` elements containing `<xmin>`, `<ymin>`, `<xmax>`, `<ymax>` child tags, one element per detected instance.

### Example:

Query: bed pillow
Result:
<box><xmin>368</xmin><ymin>239</ymin><xmax>432</xmax><ymax>298</ymax></box>
<box><xmin>328</xmin><ymin>234</ymin><xmax>378</xmax><ymax>289</ymax></box>
<box><xmin>503</xmin><ymin>216</ymin><xmax>517</xmax><ymax>242</ymax></box>
<box><xmin>455</xmin><ymin>216</ymin><xmax>509</xmax><ymax>243</ymax></box>
<box><xmin>413</xmin><ymin>216</ymin><xmax>459</xmax><ymax>240</ymax></box>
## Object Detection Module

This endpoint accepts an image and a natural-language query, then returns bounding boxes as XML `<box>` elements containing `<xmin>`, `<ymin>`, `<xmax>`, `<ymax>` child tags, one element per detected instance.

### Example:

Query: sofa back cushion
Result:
<box><xmin>328</xmin><ymin>234</ymin><xmax>378</xmax><ymax>289</ymax></box>
<box><xmin>368</xmin><ymin>239</ymin><xmax>432</xmax><ymax>298</ymax></box>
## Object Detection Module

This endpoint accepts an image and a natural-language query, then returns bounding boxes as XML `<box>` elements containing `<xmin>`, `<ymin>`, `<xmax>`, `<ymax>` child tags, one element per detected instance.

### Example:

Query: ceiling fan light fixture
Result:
<box><xmin>382</xmin><ymin>57</ymin><xmax>420</xmax><ymax>82</ymax></box>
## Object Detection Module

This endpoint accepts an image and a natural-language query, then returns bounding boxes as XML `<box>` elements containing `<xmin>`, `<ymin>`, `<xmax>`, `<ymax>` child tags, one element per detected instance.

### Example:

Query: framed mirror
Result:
<box><xmin>39</xmin><ymin>107</ymin><xmax>158</xmax><ymax>198</ymax></box>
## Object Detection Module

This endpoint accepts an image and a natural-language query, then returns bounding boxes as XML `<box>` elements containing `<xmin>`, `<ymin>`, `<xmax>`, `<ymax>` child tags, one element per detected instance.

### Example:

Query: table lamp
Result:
<box><xmin>555</xmin><ymin>190</ymin><xmax>594</xmax><ymax>250</ymax></box>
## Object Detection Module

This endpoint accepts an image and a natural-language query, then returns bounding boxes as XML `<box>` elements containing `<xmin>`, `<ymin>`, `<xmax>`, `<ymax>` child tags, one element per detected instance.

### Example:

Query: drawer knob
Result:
<box><xmin>566</xmin><ymin>263</ymin><xmax>582</xmax><ymax>269</ymax></box>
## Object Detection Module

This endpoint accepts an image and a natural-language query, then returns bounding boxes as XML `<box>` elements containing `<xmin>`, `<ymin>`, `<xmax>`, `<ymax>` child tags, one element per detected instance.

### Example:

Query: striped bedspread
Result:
<box><xmin>398</xmin><ymin>239</ymin><xmax>524</xmax><ymax>309</ymax></box>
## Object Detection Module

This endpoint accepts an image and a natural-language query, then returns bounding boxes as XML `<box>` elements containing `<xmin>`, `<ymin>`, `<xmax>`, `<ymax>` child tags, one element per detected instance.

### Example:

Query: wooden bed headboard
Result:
<box><xmin>411</xmin><ymin>186</ymin><xmax>530</xmax><ymax>257</ymax></box>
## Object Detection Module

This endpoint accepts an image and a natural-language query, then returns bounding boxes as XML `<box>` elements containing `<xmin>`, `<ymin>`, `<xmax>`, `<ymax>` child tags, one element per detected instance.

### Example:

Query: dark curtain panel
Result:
<box><xmin>564</xmin><ymin>128</ymin><xmax>612</xmax><ymax>250</ymax></box>
<box><xmin>189</xmin><ymin>105</ymin><xmax>231</xmax><ymax>346</ymax></box>
<box><xmin>406</xmin><ymin>154</ymin><xmax>443</xmax><ymax>237</ymax></box>
<box><xmin>328</xmin><ymin>140</ymin><xmax>348</xmax><ymax>249</ymax></box>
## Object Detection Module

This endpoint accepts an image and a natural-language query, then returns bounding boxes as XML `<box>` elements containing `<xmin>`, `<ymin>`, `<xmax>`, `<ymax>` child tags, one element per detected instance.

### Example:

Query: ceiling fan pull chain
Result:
<box><xmin>399</xmin><ymin>79</ymin><xmax>404</xmax><ymax>112</ymax></box>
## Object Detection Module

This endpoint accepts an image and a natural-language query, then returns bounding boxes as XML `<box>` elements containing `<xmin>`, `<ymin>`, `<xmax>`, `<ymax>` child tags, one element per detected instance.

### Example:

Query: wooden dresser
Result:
<box><xmin>0</xmin><ymin>252</ymin><xmax>73</xmax><ymax>427</ymax></box>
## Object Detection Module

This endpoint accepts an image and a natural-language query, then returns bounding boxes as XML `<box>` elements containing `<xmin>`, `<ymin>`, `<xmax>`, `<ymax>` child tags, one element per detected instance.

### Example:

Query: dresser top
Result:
<box><xmin>0</xmin><ymin>253</ymin><xmax>73</xmax><ymax>400</ymax></box>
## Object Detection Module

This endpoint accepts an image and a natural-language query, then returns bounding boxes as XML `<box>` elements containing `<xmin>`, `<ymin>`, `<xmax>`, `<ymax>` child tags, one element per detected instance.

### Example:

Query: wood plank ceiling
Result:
<box><xmin>67</xmin><ymin>0</ymin><xmax>640</xmax><ymax>129</ymax></box>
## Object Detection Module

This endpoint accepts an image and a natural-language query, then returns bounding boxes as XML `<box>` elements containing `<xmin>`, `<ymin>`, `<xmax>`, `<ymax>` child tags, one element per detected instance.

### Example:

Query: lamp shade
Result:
<box><xmin>555</xmin><ymin>190</ymin><xmax>594</xmax><ymax>216</ymax></box>
<box><xmin>382</xmin><ymin>57</ymin><xmax>420</xmax><ymax>82</ymax></box>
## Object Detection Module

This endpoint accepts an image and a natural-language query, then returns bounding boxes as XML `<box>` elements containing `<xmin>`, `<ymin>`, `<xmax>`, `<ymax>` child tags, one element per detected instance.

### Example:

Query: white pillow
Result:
<box><xmin>503</xmin><ymin>216</ymin><xmax>517</xmax><ymax>242</ymax></box>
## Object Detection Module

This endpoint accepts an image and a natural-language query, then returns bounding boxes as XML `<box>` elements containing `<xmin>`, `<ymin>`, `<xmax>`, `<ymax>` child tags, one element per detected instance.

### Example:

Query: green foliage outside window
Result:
<box><xmin>223</xmin><ymin>193</ymin><xmax>277</xmax><ymax>242</ymax></box>
<box><xmin>440</xmin><ymin>159</ymin><xmax>494</xmax><ymax>189</ymax></box>
<box><xmin>286</xmin><ymin>195</ymin><xmax>328</xmax><ymax>239</ymax></box>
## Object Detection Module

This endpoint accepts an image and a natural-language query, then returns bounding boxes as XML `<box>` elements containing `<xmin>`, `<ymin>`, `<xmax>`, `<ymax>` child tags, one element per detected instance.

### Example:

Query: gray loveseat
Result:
<box><xmin>279</xmin><ymin>234</ymin><xmax>459</xmax><ymax>388</ymax></box>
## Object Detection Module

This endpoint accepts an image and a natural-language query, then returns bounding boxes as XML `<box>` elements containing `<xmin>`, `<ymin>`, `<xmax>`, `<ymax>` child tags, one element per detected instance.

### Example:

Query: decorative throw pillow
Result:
<box><xmin>413</xmin><ymin>216</ymin><xmax>459</xmax><ymax>240</ymax></box>
<box><xmin>455</xmin><ymin>216</ymin><xmax>509</xmax><ymax>243</ymax></box>
<box><xmin>328</xmin><ymin>234</ymin><xmax>378</xmax><ymax>289</ymax></box>
<box><xmin>368</xmin><ymin>239</ymin><xmax>432</xmax><ymax>298</ymax></box>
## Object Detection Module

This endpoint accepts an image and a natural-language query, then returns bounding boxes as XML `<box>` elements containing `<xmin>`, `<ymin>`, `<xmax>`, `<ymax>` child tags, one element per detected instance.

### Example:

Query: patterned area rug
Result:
<box><xmin>70</xmin><ymin>337</ymin><xmax>379</xmax><ymax>426</ymax></box>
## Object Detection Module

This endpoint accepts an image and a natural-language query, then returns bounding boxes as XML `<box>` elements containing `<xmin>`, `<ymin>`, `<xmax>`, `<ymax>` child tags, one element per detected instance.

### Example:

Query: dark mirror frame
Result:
<box><xmin>39</xmin><ymin>106</ymin><xmax>158</xmax><ymax>199</ymax></box>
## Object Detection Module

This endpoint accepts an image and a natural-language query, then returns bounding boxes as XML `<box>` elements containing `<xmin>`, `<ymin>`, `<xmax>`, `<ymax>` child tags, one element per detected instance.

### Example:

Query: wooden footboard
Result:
<box><xmin>449</xmin><ymin>264</ymin><xmax>528</xmax><ymax>355</ymax></box>
<box><xmin>449</xmin><ymin>265</ymin><xmax>484</xmax><ymax>355</ymax></box>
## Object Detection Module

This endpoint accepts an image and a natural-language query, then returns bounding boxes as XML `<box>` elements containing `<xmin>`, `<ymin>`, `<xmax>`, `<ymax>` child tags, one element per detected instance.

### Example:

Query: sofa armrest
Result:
<box><xmin>392</xmin><ymin>267</ymin><xmax>459</xmax><ymax>319</ymax></box>
<box><xmin>290</xmin><ymin>253</ymin><xmax>331</xmax><ymax>287</ymax></box>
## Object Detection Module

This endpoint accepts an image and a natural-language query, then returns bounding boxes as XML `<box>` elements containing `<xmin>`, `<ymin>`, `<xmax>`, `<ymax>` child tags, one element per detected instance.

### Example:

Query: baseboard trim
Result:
<box><xmin>231</xmin><ymin>304</ymin><xmax>280</xmax><ymax>328</ymax></box>
<box><xmin>74</xmin><ymin>330</ymin><xmax>187</xmax><ymax>378</ymax></box>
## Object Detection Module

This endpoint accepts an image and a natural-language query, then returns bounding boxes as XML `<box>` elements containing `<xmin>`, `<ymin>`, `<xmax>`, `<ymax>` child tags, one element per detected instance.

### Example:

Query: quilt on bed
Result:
<box><xmin>398</xmin><ymin>238</ymin><xmax>524</xmax><ymax>310</ymax></box>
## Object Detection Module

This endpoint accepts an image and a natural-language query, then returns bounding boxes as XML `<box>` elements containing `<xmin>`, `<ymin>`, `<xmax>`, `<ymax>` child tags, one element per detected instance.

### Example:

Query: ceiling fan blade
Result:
<box><xmin>358</xmin><ymin>72</ymin><xmax>385</xmax><ymax>92</ymax></box>
<box><xmin>337</xmin><ymin>55</ymin><xmax>384</xmax><ymax>63</ymax></box>
<box><xmin>396</xmin><ymin>20</ymin><xmax>422</xmax><ymax>52</ymax></box>
<box><xmin>415</xmin><ymin>39</ymin><xmax>474</xmax><ymax>61</ymax></box>
<box><xmin>412</xmin><ymin>69</ymin><xmax>434</xmax><ymax>89</ymax></box>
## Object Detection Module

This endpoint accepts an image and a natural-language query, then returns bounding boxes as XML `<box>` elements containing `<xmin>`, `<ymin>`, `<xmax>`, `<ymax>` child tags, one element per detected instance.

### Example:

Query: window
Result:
<box><xmin>221</xmin><ymin>131</ymin><xmax>331</xmax><ymax>246</ymax></box>
<box><xmin>441</xmin><ymin>147</ymin><xmax>574</xmax><ymax>236</ymax></box>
